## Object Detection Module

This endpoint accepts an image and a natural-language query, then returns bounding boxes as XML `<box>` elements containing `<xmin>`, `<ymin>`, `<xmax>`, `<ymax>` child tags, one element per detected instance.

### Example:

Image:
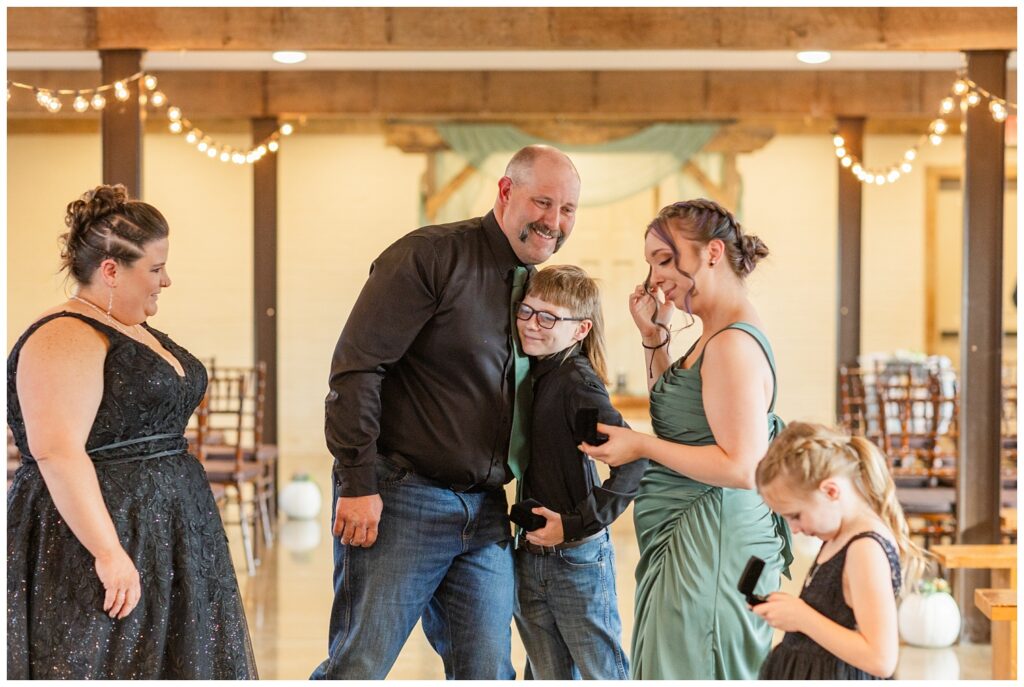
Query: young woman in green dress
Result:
<box><xmin>582</xmin><ymin>199</ymin><xmax>792</xmax><ymax>679</ymax></box>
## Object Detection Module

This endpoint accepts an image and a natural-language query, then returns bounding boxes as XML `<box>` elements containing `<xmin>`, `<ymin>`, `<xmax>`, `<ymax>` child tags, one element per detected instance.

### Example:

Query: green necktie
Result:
<box><xmin>508</xmin><ymin>266</ymin><xmax>532</xmax><ymax>481</ymax></box>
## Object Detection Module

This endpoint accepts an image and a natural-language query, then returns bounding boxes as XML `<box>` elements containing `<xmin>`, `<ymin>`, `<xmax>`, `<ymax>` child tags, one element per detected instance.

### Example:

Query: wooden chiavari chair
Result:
<box><xmin>875</xmin><ymin>363</ymin><xmax>937</xmax><ymax>483</ymax></box>
<box><xmin>874</xmin><ymin>361</ymin><xmax>962</xmax><ymax>548</ymax></box>
<box><xmin>837</xmin><ymin>365</ymin><xmax>883</xmax><ymax>446</ymax></box>
<box><xmin>209</xmin><ymin>362</ymin><xmax>278</xmax><ymax>535</ymax></box>
<box><xmin>194</xmin><ymin>370</ymin><xmax>267</xmax><ymax>576</ymax></box>
<box><xmin>186</xmin><ymin>395</ymin><xmax>227</xmax><ymax>507</ymax></box>
<box><xmin>1001</xmin><ymin>366</ymin><xmax>1017</xmax><ymax>481</ymax></box>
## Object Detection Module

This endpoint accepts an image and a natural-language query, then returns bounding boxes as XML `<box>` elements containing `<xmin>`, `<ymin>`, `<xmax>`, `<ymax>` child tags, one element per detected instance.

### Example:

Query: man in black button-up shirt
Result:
<box><xmin>312</xmin><ymin>146</ymin><xmax>580</xmax><ymax>680</ymax></box>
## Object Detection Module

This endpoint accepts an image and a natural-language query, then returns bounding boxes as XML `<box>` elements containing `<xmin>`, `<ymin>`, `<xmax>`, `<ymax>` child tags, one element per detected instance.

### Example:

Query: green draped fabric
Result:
<box><xmin>427</xmin><ymin>123</ymin><xmax>721</xmax><ymax>224</ymax></box>
<box><xmin>631</xmin><ymin>322</ymin><xmax>793</xmax><ymax>680</ymax></box>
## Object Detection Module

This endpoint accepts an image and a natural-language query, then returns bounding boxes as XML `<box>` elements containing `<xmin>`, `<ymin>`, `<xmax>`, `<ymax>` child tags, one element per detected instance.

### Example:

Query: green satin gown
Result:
<box><xmin>630</xmin><ymin>322</ymin><xmax>793</xmax><ymax>680</ymax></box>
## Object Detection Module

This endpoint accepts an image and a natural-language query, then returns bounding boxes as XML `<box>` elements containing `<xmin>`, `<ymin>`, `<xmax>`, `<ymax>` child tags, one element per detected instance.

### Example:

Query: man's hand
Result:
<box><xmin>333</xmin><ymin>494</ymin><xmax>384</xmax><ymax>548</ymax></box>
<box><xmin>524</xmin><ymin>506</ymin><xmax>565</xmax><ymax>547</ymax></box>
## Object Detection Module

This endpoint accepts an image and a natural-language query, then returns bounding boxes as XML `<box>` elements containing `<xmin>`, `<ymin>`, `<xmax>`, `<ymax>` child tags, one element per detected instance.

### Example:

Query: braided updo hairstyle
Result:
<box><xmin>646</xmin><ymin>198</ymin><xmax>768</xmax><ymax>280</ymax></box>
<box><xmin>59</xmin><ymin>184</ymin><xmax>169</xmax><ymax>285</ymax></box>
<box><xmin>755</xmin><ymin>421</ymin><xmax>930</xmax><ymax>594</ymax></box>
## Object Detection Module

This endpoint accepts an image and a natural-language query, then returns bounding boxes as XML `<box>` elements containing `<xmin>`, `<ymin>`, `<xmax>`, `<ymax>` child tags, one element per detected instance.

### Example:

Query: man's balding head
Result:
<box><xmin>494</xmin><ymin>146</ymin><xmax>581</xmax><ymax>266</ymax></box>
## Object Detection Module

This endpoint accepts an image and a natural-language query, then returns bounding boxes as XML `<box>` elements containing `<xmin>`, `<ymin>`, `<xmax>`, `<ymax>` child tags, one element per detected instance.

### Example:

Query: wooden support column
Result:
<box><xmin>956</xmin><ymin>50</ymin><xmax>1008</xmax><ymax>643</ymax></box>
<box><xmin>835</xmin><ymin>117</ymin><xmax>864</xmax><ymax>416</ymax></box>
<box><xmin>253</xmin><ymin>118</ymin><xmax>278</xmax><ymax>445</ymax></box>
<box><xmin>100</xmin><ymin>50</ymin><xmax>143</xmax><ymax>196</ymax></box>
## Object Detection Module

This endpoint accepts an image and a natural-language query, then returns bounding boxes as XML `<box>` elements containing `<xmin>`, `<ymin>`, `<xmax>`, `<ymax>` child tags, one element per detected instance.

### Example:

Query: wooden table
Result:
<box><xmin>975</xmin><ymin>588</ymin><xmax>1018</xmax><ymax>680</ymax></box>
<box><xmin>1002</xmin><ymin>508</ymin><xmax>1017</xmax><ymax>536</ymax></box>
<box><xmin>930</xmin><ymin>544</ymin><xmax>1017</xmax><ymax>590</ymax></box>
<box><xmin>610</xmin><ymin>394</ymin><xmax>650</xmax><ymax>418</ymax></box>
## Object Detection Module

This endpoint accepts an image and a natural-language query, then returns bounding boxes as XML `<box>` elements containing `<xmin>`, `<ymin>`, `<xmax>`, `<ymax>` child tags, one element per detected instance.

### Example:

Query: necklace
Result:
<box><xmin>69</xmin><ymin>294</ymin><xmax>143</xmax><ymax>340</ymax></box>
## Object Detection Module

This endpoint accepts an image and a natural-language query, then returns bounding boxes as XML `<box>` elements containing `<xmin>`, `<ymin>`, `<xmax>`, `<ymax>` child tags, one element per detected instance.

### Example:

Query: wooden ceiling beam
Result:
<box><xmin>6</xmin><ymin>116</ymin><xmax>975</xmax><ymax>139</ymax></box>
<box><xmin>8</xmin><ymin>69</ymin><xmax>1016</xmax><ymax>122</ymax></box>
<box><xmin>8</xmin><ymin>7</ymin><xmax>1016</xmax><ymax>51</ymax></box>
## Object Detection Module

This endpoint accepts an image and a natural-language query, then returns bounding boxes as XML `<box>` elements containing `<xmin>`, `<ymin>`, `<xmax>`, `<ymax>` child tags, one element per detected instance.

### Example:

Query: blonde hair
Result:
<box><xmin>526</xmin><ymin>265</ymin><xmax>608</xmax><ymax>383</ymax></box>
<box><xmin>756</xmin><ymin>421</ymin><xmax>929</xmax><ymax>594</ymax></box>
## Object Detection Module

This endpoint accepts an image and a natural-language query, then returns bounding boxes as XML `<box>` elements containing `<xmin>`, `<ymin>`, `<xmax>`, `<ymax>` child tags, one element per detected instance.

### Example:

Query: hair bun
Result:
<box><xmin>64</xmin><ymin>184</ymin><xmax>129</xmax><ymax>236</ymax></box>
<box><xmin>737</xmin><ymin>233</ymin><xmax>769</xmax><ymax>276</ymax></box>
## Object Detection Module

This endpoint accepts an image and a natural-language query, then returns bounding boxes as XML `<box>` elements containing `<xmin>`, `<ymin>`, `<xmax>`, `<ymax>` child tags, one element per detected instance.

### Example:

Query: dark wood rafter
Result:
<box><xmin>252</xmin><ymin>117</ymin><xmax>279</xmax><ymax>446</ymax></box>
<box><xmin>955</xmin><ymin>49</ymin><xmax>1009</xmax><ymax>645</ymax></box>
<box><xmin>99</xmin><ymin>50</ymin><xmax>143</xmax><ymax>196</ymax></box>
<box><xmin>8</xmin><ymin>7</ymin><xmax>1015</xmax><ymax>51</ymax></box>
<box><xmin>835</xmin><ymin>115</ymin><xmax>865</xmax><ymax>416</ymax></box>
<box><xmin>7</xmin><ymin>70</ymin><xmax>1016</xmax><ymax>124</ymax></box>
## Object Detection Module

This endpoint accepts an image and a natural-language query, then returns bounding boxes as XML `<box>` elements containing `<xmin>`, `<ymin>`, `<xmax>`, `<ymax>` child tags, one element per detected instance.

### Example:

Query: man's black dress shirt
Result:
<box><xmin>326</xmin><ymin>211</ymin><xmax>527</xmax><ymax>497</ymax></box>
<box><xmin>522</xmin><ymin>346</ymin><xmax>649</xmax><ymax>541</ymax></box>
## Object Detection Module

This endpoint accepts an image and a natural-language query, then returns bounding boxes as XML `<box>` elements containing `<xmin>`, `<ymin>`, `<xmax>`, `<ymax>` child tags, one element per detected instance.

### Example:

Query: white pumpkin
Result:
<box><xmin>898</xmin><ymin>590</ymin><xmax>961</xmax><ymax>648</ymax></box>
<box><xmin>893</xmin><ymin>646</ymin><xmax>960</xmax><ymax>680</ymax></box>
<box><xmin>279</xmin><ymin>520</ymin><xmax>322</xmax><ymax>561</ymax></box>
<box><xmin>279</xmin><ymin>475</ymin><xmax>323</xmax><ymax>520</ymax></box>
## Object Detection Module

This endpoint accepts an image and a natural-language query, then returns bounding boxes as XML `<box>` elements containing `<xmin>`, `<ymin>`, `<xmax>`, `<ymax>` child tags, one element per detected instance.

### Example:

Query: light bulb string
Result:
<box><xmin>832</xmin><ymin>70</ymin><xmax>1016</xmax><ymax>186</ymax></box>
<box><xmin>172</xmin><ymin>110</ymin><xmax>298</xmax><ymax>163</ymax></box>
<box><xmin>8</xmin><ymin>70</ymin><xmax>300</xmax><ymax>165</ymax></box>
<box><xmin>958</xmin><ymin>75</ymin><xmax>1017</xmax><ymax>111</ymax></box>
<box><xmin>8</xmin><ymin>71</ymin><xmax>145</xmax><ymax>96</ymax></box>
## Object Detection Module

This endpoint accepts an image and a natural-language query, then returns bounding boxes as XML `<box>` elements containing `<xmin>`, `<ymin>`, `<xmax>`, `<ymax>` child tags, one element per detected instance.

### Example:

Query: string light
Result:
<box><xmin>10</xmin><ymin>71</ymin><xmax>319</xmax><ymax>167</ymax></box>
<box><xmin>832</xmin><ymin>69</ymin><xmax>1016</xmax><ymax>187</ymax></box>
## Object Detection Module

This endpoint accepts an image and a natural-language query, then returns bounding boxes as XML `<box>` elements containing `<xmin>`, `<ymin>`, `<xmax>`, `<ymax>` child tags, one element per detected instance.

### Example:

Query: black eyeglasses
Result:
<box><xmin>515</xmin><ymin>302</ymin><xmax>585</xmax><ymax>330</ymax></box>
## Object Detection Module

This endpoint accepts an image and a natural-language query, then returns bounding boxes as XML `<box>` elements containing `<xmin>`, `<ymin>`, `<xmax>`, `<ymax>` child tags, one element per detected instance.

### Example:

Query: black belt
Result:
<box><xmin>21</xmin><ymin>433</ymin><xmax>188</xmax><ymax>467</ymax></box>
<box><xmin>519</xmin><ymin>529</ymin><xmax>606</xmax><ymax>556</ymax></box>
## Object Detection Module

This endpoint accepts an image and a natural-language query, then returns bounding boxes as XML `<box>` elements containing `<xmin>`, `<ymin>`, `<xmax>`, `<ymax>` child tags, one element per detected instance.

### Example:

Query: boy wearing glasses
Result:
<box><xmin>511</xmin><ymin>265</ymin><xmax>648</xmax><ymax>680</ymax></box>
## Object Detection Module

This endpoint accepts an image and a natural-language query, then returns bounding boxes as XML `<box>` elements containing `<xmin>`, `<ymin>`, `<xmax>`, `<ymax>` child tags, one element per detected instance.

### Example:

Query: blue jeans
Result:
<box><xmin>513</xmin><ymin>530</ymin><xmax>629</xmax><ymax>680</ymax></box>
<box><xmin>310</xmin><ymin>460</ymin><xmax>516</xmax><ymax>680</ymax></box>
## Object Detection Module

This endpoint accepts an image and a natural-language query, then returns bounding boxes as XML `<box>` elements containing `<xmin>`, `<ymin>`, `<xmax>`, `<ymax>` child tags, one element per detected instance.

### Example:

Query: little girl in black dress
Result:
<box><xmin>751</xmin><ymin>422</ymin><xmax>928</xmax><ymax>680</ymax></box>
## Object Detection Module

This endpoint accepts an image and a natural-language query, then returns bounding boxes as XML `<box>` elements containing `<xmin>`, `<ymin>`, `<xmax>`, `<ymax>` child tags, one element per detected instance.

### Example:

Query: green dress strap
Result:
<box><xmin>704</xmin><ymin>322</ymin><xmax>779</xmax><ymax>414</ymax></box>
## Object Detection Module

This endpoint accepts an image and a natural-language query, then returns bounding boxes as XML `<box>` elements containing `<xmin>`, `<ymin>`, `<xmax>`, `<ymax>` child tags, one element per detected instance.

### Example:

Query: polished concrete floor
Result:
<box><xmin>228</xmin><ymin>451</ymin><xmax>996</xmax><ymax>680</ymax></box>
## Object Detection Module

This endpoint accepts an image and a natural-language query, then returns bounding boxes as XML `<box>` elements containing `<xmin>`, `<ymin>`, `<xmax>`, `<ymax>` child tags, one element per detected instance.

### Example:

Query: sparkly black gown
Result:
<box><xmin>7</xmin><ymin>312</ymin><xmax>258</xmax><ymax>679</ymax></box>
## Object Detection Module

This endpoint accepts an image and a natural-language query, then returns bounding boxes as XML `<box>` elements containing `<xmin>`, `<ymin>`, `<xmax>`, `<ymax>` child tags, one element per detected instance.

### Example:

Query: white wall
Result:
<box><xmin>277</xmin><ymin>134</ymin><xmax>425</xmax><ymax>459</ymax></box>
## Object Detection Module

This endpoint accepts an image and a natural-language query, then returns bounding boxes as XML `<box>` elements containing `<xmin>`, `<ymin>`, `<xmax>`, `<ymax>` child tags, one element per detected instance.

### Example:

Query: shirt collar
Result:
<box><xmin>481</xmin><ymin>210</ymin><xmax>528</xmax><ymax>278</ymax></box>
<box><xmin>532</xmin><ymin>343</ymin><xmax>582</xmax><ymax>379</ymax></box>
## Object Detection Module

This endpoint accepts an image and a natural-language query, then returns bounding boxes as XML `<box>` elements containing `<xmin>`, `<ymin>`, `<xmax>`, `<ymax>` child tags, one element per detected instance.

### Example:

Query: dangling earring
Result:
<box><xmin>107</xmin><ymin>288</ymin><xmax>114</xmax><ymax>316</ymax></box>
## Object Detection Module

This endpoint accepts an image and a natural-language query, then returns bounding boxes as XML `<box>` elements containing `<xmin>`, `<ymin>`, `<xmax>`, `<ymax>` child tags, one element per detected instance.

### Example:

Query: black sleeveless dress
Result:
<box><xmin>759</xmin><ymin>531</ymin><xmax>902</xmax><ymax>680</ymax></box>
<box><xmin>7</xmin><ymin>312</ymin><xmax>258</xmax><ymax>679</ymax></box>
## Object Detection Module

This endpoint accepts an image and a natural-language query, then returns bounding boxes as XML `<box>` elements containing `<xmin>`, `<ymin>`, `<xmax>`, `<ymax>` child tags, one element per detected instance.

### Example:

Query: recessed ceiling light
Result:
<box><xmin>272</xmin><ymin>51</ymin><xmax>307</xmax><ymax>65</ymax></box>
<box><xmin>796</xmin><ymin>51</ymin><xmax>832</xmax><ymax>65</ymax></box>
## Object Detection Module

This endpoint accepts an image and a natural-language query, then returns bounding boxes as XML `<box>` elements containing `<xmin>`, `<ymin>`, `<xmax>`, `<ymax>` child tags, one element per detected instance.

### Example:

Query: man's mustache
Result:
<box><xmin>518</xmin><ymin>222</ymin><xmax>566</xmax><ymax>251</ymax></box>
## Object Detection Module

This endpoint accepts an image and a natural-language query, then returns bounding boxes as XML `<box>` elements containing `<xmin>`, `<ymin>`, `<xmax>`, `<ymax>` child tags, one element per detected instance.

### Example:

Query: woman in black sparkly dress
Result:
<box><xmin>7</xmin><ymin>185</ymin><xmax>258</xmax><ymax>679</ymax></box>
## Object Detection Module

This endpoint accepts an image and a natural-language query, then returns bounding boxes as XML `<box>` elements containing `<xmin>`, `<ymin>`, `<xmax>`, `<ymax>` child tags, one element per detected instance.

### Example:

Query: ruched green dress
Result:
<box><xmin>630</xmin><ymin>322</ymin><xmax>792</xmax><ymax>680</ymax></box>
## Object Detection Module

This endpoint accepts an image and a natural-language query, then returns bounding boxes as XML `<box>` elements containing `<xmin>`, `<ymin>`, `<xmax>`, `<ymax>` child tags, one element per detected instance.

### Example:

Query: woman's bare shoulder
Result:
<box><xmin>17</xmin><ymin>311</ymin><xmax>109</xmax><ymax>366</ymax></box>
